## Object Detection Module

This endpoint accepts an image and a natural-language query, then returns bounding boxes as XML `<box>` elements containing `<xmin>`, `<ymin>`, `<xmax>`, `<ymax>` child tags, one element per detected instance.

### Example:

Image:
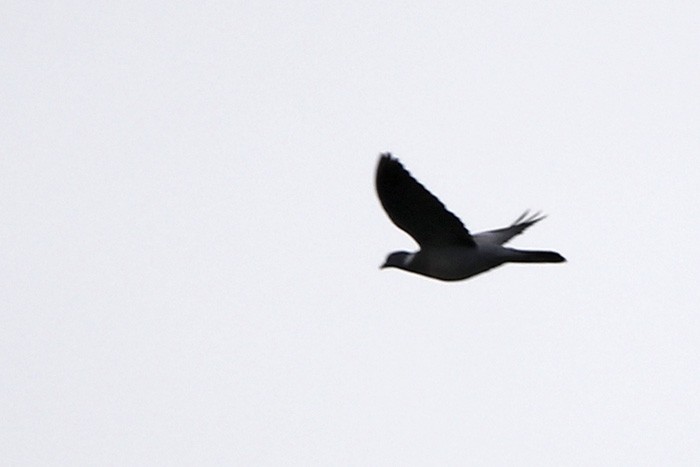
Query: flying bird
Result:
<box><xmin>376</xmin><ymin>153</ymin><xmax>565</xmax><ymax>281</ymax></box>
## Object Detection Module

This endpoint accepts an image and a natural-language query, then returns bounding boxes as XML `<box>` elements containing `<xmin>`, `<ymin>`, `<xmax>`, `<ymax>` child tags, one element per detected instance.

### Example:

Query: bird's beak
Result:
<box><xmin>379</xmin><ymin>262</ymin><xmax>387</xmax><ymax>269</ymax></box>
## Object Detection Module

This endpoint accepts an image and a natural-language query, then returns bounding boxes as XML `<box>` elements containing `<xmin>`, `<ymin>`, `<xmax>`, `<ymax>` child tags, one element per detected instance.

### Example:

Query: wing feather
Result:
<box><xmin>473</xmin><ymin>210</ymin><xmax>546</xmax><ymax>245</ymax></box>
<box><xmin>375</xmin><ymin>153</ymin><xmax>475</xmax><ymax>248</ymax></box>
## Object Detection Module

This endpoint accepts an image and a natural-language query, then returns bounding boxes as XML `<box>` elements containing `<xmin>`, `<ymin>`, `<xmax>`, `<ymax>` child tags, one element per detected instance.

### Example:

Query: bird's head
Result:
<box><xmin>380</xmin><ymin>251</ymin><xmax>415</xmax><ymax>269</ymax></box>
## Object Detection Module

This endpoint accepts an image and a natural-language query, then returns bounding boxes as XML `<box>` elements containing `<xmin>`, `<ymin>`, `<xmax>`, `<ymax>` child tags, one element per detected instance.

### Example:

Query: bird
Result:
<box><xmin>376</xmin><ymin>153</ymin><xmax>565</xmax><ymax>281</ymax></box>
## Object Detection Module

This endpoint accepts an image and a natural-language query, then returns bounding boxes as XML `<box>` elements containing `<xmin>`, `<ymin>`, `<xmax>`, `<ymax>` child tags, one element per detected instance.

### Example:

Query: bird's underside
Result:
<box><xmin>375</xmin><ymin>153</ymin><xmax>565</xmax><ymax>281</ymax></box>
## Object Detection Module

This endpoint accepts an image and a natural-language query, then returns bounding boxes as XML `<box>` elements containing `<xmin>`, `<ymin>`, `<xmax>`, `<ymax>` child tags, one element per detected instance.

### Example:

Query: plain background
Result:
<box><xmin>2</xmin><ymin>1</ymin><xmax>699</xmax><ymax>465</ymax></box>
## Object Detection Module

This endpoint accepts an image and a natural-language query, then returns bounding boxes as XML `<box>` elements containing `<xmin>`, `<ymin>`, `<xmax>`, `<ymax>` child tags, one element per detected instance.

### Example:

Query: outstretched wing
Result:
<box><xmin>375</xmin><ymin>153</ymin><xmax>475</xmax><ymax>248</ymax></box>
<box><xmin>473</xmin><ymin>211</ymin><xmax>546</xmax><ymax>245</ymax></box>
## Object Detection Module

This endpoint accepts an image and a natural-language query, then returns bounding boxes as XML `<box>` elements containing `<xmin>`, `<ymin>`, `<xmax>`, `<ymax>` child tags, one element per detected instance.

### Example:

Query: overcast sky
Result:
<box><xmin>2</xmin><ymin>1</ymin><xmax>699</xmax><ymax>465</ymax></box>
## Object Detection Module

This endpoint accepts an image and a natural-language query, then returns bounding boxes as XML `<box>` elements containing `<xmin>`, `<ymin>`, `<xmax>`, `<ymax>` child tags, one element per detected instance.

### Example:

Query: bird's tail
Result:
<box><xmin>506</xmin><ymin>249</ymin><xmax>566</xmax><ymax>263</ymax></box>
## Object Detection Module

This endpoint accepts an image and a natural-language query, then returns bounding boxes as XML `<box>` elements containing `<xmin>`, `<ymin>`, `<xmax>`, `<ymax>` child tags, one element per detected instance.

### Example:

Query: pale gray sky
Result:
<box><xmin>2</xmin><ymin>1</ymin><xmax>699</xmax><ymax>465</ymax></box>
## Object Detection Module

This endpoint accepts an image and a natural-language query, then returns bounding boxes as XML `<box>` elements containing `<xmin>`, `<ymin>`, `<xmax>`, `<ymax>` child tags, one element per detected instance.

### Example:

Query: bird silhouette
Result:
<box><xmin>376</xmin><ymin>153</ymin><xmax>565</xmax><ymax>281</ymax></box>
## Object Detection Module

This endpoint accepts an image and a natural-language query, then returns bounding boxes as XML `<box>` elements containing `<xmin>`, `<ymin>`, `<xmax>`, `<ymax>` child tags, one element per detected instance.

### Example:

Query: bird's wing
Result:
<box><xmin>473</xmin><ymin>211</ymin><xmax>545</xmax><ymax>245</ymax></box>
<box><xmin>375</xmin><ymin>153</ymin><xmax>475</xmax><ymax>248</ymax></box>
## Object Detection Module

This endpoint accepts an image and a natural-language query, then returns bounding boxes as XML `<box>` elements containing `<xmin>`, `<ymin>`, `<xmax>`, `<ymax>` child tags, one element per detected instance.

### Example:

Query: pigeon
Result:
<box><xmin>376</xmin><ymin>153</ymin><xmax>565</xmax><ymax>281</ymax></box>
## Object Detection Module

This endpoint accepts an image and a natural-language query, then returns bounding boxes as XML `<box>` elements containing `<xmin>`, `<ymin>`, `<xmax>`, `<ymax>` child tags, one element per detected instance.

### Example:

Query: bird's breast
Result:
<box><xmin>412</xmin><ymin>245</ymin><xmax>507</xmax><ymax>281</ymax></box>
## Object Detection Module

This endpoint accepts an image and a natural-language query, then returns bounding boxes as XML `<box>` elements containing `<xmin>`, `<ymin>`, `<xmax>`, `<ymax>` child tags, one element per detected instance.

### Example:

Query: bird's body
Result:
<box><xmin>393</xmin><ymin>244</ymin><xmax>507</xmax><ymax>281</ymax></box>
<box><xmin>376</xmin><ymin>153</ymin><xmax>565</xmax><ymax>281</ymax></box>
